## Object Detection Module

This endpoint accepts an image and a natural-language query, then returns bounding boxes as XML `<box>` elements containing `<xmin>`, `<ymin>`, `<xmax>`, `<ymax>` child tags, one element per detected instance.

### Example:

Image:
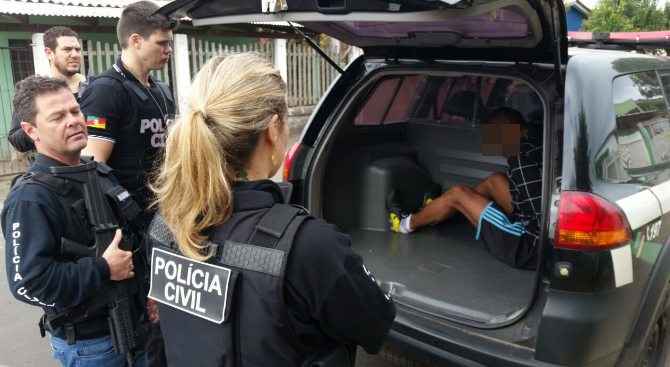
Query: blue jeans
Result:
<box><xmin>50</xmin><ymin>334</ymin><xmax>148</xmax><ymax>367</ymax></box>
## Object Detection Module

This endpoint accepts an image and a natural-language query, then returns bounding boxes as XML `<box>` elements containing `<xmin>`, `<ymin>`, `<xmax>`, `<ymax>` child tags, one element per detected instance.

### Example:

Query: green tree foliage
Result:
<box><xmin>582</xmin><ymin>0</ymin><xmax>670</xmax><ymax>32</ymax></box>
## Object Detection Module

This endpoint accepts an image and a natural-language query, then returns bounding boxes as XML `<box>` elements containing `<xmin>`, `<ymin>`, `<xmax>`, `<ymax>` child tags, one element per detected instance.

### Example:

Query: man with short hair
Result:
<box><xmin>2</xmin><ymin>75</ymin><xmax>147</xmax><ymax>366</ymax></box>
<box><xmin>8</xmin><ymin>26</ymin><xmax>88</xmax><ymax>153</ymax></box>
<box><xmin>387</xmin><ymin>107</ymin><xmax>543</xmax><ymax>270</ymax></box>
<box><xmin>79</xmin><ymin>3</ymin><xmax>179</xmax><ymax>365</ymax></box>
<box><xmin>80</xmin><ymin>1</ymin><xmax>178</xmax><ymax>216</ymax></box>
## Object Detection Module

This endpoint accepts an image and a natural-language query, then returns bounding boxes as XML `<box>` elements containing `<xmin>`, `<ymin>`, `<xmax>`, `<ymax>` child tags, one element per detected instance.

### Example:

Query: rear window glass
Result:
<box><xmin>354</xmin><ymin>76</ymin><xmax>422</xmax><ymax>125</ymax></box>
<box><xmin>611</xmin><ymin>71</ymin><xmax>670</xmax><ymax>172</ymax></box>
<box><xmin>354</xmin><ymin>74</ymin><xmax>543</xmax><ymax>126</ymax></box>
<box><xmin>413</xmin><ymin>76</ymin><xmax>497</xmax><ymax>123</ymax></box>
<box><xmin>384</xmin><ymin>76</ymin><xmax>422</xmax><ymax>124</ymax></box>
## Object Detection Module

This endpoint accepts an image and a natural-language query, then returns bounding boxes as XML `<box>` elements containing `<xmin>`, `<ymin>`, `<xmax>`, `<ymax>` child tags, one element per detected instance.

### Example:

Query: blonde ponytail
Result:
<box><xmin>151</xmin><ymin>53</ymin><xmax>287</xmax><ymax>261</ymax></box>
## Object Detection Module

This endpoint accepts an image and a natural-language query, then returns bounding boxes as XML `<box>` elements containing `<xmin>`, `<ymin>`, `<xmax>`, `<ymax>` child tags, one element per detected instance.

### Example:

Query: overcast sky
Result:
<box><xmin>581</xmin><ymin>0</ymin><xmax>598</xmax><ymax>9</ymax></box>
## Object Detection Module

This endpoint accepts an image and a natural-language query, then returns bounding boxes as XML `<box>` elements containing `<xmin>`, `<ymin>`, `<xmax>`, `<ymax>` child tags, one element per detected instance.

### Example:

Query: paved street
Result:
<box><xmin>0</xmin><ymin>178</ymin><xmax>397</xmax><ymax>367</ymax></box>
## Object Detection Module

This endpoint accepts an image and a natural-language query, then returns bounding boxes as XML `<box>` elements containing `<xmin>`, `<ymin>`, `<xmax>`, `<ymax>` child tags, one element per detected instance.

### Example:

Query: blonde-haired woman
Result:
<box><xmin>147</xmin><ymin>53</ymin><xmax>395</xmax><ymax>366</ymax></box>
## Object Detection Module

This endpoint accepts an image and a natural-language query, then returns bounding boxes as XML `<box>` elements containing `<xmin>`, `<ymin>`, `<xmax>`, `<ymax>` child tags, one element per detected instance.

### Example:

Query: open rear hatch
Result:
<box><xmin>157</xmin><ymin>0</ymin><xmax>567</xmax><ymax>89</ymax></box>
<box><xmin>158</xmin><ymin>0</ymin><xmax>567</xmax><ymax>324</ymax></box>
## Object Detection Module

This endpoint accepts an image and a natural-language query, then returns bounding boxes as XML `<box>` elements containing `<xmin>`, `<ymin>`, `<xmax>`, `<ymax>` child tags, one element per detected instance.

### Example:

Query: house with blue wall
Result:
<box><xmin>566</xmin><ymin>0</ymin><xmax>591</xmax><ymax>31</ymax></box>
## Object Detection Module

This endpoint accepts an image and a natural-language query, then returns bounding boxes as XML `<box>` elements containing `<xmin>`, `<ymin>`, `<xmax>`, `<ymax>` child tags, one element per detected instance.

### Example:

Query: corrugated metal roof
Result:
<box><xmin>12</xmin><ymin>0</ymin><xmax>135</xmax><ymax>8</ymax></box>
<box><xmin>0</xmin><ymin>2</ymin><xmax>305</xmax><ymax>29</ymax></box>
<box><xmin>0</xmin><ymin>0</ymin><xmax>304</xmax><ymax>26</ymax></box>
<box><xmin>0</xmin><ymin>0</ymin><xmax>173</xmax><ymax>17</ymax></box>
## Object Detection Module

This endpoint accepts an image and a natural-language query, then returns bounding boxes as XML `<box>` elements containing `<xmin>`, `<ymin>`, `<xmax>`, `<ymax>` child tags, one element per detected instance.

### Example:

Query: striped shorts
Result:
<box><xmin>476</xmin><ymin>202</ymin><xmax>537</xmax><ymax>270</ymax></box>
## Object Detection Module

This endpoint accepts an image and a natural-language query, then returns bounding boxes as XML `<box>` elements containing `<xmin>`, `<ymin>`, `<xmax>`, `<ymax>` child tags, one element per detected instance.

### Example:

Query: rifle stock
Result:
<box><xmin>51</xmin><ymin>162</ymin><xmax>139</xmax><ymax>366</ymax></box>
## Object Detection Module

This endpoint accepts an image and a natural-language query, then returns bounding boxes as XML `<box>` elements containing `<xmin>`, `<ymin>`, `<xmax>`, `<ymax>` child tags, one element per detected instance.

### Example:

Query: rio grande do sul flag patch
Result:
<box><xmin>86</xmin><ymin>116</ymin><xmax>106</xmax><ymax>129</ymax></box>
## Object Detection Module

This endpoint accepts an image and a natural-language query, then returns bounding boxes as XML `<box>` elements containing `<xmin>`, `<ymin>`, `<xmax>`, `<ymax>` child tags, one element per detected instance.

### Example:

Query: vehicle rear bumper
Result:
<box><xmin>535</xmin><ymin>281</ymin><xmax>647</xmax><ymax>366</ymax></box>
<box><xmin>385</xmin><ymin>289</ymin><xmax>642</xmax><ymax>367</ymax></box>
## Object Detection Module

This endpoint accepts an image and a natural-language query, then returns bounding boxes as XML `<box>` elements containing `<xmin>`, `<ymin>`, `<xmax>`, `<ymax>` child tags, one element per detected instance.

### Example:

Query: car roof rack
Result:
<box><xmin>568</xmin><ymin>31</ymin><xmax>670</xmax><ymax>50</ymax></box>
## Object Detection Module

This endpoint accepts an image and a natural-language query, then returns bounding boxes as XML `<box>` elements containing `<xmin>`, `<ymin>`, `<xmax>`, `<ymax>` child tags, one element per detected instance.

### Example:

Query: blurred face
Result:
<box><xmin>137</xmin><ymin>29</ymin><xmax>173</xmax><ymax>71</ymax></box>
<box><xmin>47</xmin><ymin>36</ymin><xmax>82</xmax><ymax>77</ymax></box>
<box><xmin>24</xmin><ymin>88</ymin><xmax>87</xmax><ymax>159</ymax></box>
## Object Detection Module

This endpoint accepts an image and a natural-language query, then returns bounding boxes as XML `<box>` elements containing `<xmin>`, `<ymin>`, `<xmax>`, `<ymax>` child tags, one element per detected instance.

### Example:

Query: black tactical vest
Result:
<box><xmin>95</xmin><ymin>66</ymin><xmax>174</xmax><ymax>211</ymax></box>
<box><xmin>11</xmin><ymin>156</ymin><xmax>144</xmax><ymax>341</ymax></box>
<box><xmin>149</xmin><ymin>204</ymin><xmax>320</xmax><ymax>367</ymax></box>
<box><xmin>11</xmin><ymin>157</ymin><xmax>141</xmax><ymax>258</ymax></box>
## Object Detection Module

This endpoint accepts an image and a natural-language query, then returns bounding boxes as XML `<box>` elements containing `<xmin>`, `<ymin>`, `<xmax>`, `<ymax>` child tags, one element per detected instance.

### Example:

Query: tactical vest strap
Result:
<box><xmin>249</xmin><ymin>204</ymin><xmax>302</xmax><ymax>249</ymax></box>
<box><xmin>156</xmin><ymin>81</ymin><xmax>174</xmax><ymax>103</ymax></box>
<box><xmin>213</xmin><ymin>240</ymin><xmax>284</xmax><ymax>276</ymax></box>
<box><xmin>122</xmin><ymin>81</ymin><xmax>149</xmax><ymax>101</ymax></box>
<box><xmin>148</xmin><ymin>214</ymin><xmax>176</xmax><ymax>249</ymax></box>
<box><xmin>80</xmin><ymin>156</ymin><xmax>113</xmax><ymax>175</ymax></box>
<box><xmin>149</xmin><ymin>214</ymin><xmax>288</xmax><ymax>277</ymax></box>
<box><xmin>11</xmin><ymin>172</ymin><xmax>71</xmax><ymax>196</ymax></box>
<box><xmin>98</xmin><ymin>69</ymin><xmax>149</xmax><ymax>101</ymax></box>
<box><xmin>96</xmin><ymin>161</ymin><xmax>113</xmax><ymax>175</ymax></box>
<box><xmin>150</xmin><ymin>205</ymin><xmax>309</xmax><ymax>276</ymax></box>
<box><xmin>102</xmin><ymin>66</ymin><xmax>173</xmax><ymax>104</ymax></box>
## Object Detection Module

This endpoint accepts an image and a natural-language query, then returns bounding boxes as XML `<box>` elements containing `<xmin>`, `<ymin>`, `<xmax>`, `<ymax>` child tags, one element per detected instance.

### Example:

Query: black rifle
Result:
<box><xmin>51</xmin><ymin>162</ymin><xmax>139</xmax><ymax>367</ymax></box>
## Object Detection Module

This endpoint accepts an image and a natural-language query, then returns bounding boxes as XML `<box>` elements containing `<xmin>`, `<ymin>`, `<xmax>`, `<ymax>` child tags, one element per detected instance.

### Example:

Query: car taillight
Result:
<box><xmin>282</xmin><ymin>142</ymin><xmax>300</xmax><ymax>182</ymax></box>
<box><xmin>554</xmin><ymin>191</ymin><xmax>632</xmax><ymax>251</ymax></box>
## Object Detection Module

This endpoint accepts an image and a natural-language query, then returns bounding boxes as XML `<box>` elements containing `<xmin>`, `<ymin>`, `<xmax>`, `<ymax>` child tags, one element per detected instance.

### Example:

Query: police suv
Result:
<box><xmin>160</xmin><ymin>1</ymin><xmax>670</xmax><ymax>366</ymax></box>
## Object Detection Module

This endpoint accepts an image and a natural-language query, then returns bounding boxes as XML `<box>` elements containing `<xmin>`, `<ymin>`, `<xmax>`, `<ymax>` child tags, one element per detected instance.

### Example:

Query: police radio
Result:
<box><xmin>51</xmin><ymin>162</ymin><xmax>140</xmax><ymax>367</ymax></box>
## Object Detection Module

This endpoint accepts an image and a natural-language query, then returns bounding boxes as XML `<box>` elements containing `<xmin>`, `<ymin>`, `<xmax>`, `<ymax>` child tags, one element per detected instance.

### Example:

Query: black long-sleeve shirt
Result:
<box><xmin>243</xmin><ymin>181</ymin><xmax>395</xmax><ymax>354</ymax></box>
<box><xmin>2</xmin><ymin>155</ymin><xmax>110</xmax><ymax>320</ymax></box>
<box><xmin>285</xmin><ymin>216</ymin><xmax>396</xmax><ymax>354</ymax></box>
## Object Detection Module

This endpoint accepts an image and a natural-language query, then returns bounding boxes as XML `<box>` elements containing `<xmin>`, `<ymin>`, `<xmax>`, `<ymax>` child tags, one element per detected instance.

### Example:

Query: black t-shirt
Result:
<box><xmin>79</xmin><ymin>59</ymin><xmax>175</xmax><ymax>207</ymax></box>
<box><xmin>8</xmin><ymin>92</ymin><xmax>79</xmax><ymax>153</ymax></box>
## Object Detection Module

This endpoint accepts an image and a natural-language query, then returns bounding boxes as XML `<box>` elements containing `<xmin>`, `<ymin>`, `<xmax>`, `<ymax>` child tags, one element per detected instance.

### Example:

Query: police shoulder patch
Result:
<box><xmin>149</xmin><ymin>248</ymin><xmax>234</xmax><ymax>324</ymax></box>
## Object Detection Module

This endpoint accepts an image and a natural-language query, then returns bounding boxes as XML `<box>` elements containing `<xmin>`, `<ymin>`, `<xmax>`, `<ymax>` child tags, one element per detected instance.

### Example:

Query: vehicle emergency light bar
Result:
<box><xmin>568</xmin><ymin>31</ymin><xmax>670</xmax><ymax>50</ymax></box>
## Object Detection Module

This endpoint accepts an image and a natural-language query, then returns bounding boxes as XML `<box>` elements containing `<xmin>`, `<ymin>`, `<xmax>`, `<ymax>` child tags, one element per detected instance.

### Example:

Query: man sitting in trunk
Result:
<box><xmin>386</xmin><ymin>107</ymin><xmax>543</xmax><ymax>270</ymax></box>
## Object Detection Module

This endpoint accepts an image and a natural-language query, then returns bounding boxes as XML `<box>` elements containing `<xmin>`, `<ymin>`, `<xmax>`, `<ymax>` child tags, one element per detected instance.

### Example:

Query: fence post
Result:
<box><xmin>272</xmin><ymin>38</ymin><xmax>288</xmax><ymax>82</ymax></box>
<box><xmin>329</xmin><ymin>38</ymin><xmax>340</xmax><ymax>60</ymax></box>
<box><xmin>172</xmin><ymin>34</ymin><xmax>191</xmax><ymax>115</ymax></box>
<box><xmin>31</xmin><ymin>33</ymin><xmax>50</xmax><ymax>76</ymax></box>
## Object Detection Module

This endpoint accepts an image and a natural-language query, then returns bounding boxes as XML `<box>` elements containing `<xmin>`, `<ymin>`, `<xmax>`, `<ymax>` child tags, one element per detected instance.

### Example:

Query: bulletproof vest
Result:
<box><xmin>149</xmin><ymin>204</ymin><xmax>318</xmax><ymax>367</ymax></box>
<box><xmin>10</xmin><ymin>157</ymin><xmax>142</xmax><ymax>339</ymax></box>
<box><xmin>96</xmin><ymin>66</ymin><xmax>174</xmax><ymax>208</ymax></box>
<box><xmin>98</xmin><ymin>66</ymin><xmax>174</xmax><ymax>112</ymax></box>
<box><xmin>10</xmin><ymin>158</ymin><xmax>139</xmax><ymax>256</ymax></box>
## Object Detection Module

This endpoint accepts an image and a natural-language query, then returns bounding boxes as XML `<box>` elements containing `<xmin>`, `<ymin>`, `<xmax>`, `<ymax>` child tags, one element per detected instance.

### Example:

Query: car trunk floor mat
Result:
<box><xmin>346</xmin><ymin>218</ymin><xmax>536</xmax><ymax>324</ymax></box>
